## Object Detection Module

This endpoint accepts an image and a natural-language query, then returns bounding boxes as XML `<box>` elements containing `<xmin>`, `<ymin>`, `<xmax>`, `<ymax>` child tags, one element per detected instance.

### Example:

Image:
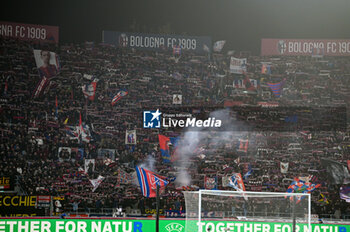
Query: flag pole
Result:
<box><xmin>156</xmin><ymin>184</ymin><xmax>160</xmax><ymax>232</ymax></box>
<box><xmin>85</xmin><ymin>97</ymin><xmax>88</xmax><ymax>121</ymax></box>
<box><xmin>292</xmin><ymin>196</ymin><xmax>296</xmax><ymax>232</ymax></box>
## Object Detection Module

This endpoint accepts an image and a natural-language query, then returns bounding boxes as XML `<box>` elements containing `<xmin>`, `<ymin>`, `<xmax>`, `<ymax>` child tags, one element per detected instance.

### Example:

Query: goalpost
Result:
<box><xmin>184</xmin><ymin>190</ymin><xmax>311</xmax><ymax>232</ymax></box>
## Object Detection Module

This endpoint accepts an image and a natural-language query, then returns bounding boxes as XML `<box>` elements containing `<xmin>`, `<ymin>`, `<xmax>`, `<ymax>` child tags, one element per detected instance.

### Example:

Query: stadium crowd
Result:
<box><xmin>0</xmin><ymin>36</ymin><xmax>349</xmax><ymax>219</ymax></box>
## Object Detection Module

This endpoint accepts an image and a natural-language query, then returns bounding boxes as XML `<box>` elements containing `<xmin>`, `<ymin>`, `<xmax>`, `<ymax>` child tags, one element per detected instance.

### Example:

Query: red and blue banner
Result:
<box><xmin>135</xmin><ymin>166</ymin><xmax>169</xmax><ymax>198</ymax></box>
<box><xmin>238</xmin><ymin>139</ymin><xmax>249</xmax><ymax>153</ymax></box>
<box><xmin>82</xmin><ymin>80</ymin><xmax>97</xmax><ymax>101</ymax></box>
<box><xmin>267</xmin><ymin>79</ymin><xmax>286</xmax><ymax>97</ymax></box>
<box><xmin>0</xmin><ymin>21</ymin><xmax>59</xmax><ymax>44</ymax></box>
<box><xmin>159</xmin><ymin>135</ymin><xmax>171</xmax><ymax>163</ymax></box>
<box><xmin>158</xmin><ymin>135</ymin><xmax>179</xmax><ymax>163</ymax></box>
<box><xmin>111</xmin><ymin>90</ymin><xmax>128</xmax><ymax>106</ymax></box>
<box><xmin>204</xmin><ymin>176</ymin><xmax>218</xmax><ymax>190</ymax></box>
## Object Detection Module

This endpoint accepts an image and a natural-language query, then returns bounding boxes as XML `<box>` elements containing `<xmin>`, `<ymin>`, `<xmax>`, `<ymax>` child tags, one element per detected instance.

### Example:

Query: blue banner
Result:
<box><xmin>102</xmin><ymin>31</ymin><xmax>212</xmax><ymax>53</ymax></box>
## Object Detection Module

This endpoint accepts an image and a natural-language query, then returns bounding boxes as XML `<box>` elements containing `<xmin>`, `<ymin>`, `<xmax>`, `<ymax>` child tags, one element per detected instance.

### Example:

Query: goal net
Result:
<box><xmin>184</xmin><ymin>190</ymin><xmax>311</xmax><ymax>232</ymax></box>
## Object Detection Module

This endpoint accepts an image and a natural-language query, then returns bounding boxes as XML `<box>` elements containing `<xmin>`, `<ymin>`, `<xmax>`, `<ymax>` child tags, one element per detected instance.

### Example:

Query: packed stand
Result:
<box><xmin>0</xmin><ymin>36</ymin><xmax>350</xmax><ymax>219</ymax></box>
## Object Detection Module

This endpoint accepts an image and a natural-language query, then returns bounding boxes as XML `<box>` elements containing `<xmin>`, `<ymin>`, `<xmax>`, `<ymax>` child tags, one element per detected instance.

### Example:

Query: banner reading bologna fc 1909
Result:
<box><xmin>261</xmin><ymin>38</ymin><xmax>350</xmax><ymax>56</ymax></box>
<box><xmin>0</xmin><ymin>21</ymin><xmax>59</xmax><ymax>44</ymax></box>
<box><xmin>102</xmin><ymin>31</ymin><xmax>212</xmax><ymax>54</ymax></box>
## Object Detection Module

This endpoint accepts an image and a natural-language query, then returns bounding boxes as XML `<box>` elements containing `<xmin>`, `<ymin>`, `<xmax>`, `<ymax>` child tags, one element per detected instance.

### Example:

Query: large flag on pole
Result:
<box><xmin>286</xmin><ymin>178</ymin><xmax>321</xmax><ymax>203</ymax></box>
<box><xmin>228</xmin><ymin>173</ymin><xmax>246</xmax><ymax>191</ymax></box>
<box><xmin>159</xmin><ymin>135</ymin><xmax>170</xmax><ymax>163</ymax></box>
<box><xmin>321</xmin><ymin>158</ymin><xmax>350</xmax><ymax>184</ymax></box>
<box><xmin>135</xmin><ymin>166</ymin><xmax>169</xmax><ymax>198</ymax></box>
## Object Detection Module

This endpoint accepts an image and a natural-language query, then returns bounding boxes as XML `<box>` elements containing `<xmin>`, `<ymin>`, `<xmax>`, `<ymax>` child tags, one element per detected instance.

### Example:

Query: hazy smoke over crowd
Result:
<box><xmin>139</xmin><ymin>155</ymin><xmax>156</xmax><ymax>172</ymax></box>
<box><xmin>174</xmin><ymin>109</ymin><xmax>248</xmax><ymax>187</ymax></box>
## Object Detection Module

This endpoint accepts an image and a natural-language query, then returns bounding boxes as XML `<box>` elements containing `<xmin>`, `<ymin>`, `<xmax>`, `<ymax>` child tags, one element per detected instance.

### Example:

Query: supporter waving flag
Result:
<box><xmin>33</xmin><ymin>50</ymin><xmax>60</xmax><ymax>98</ymax></box>
<box><xmin>82</xmin><ymin>79</ymin><xmax>97</xmax><ymax>101</ymax></box>
<box><xmin>318</xmin><ymin>193</ymin><xmax>329</xmax><ymax>204</ymax></box>
<box><xmin>90</xmin><ymin>175</ymin><xmax>105</xmax><ymax>192</ymax></box>
<box><xmin>204</xmin><ymin>176</ymin><xmax>218</xmax><ymax>190</ymax></box>
<box><xmin>158</xmin><ymin>135</ymin><xmax>179</xmax><ymax>163</ymax></box>
<box><xmin>228</xmin><ymin>173</ymin><xmax>246</xmax><ymax>192</ymax></box>
<box><xmin>111</xmin><ymin>89</ymin><xmax>128</xmax><ymax>106</ymax></box>
<box><xmin>238</xmin><ymin>139</ymin><xmax>249</xmax><ymax>153</ymax></box>
<box><xmin>65</xmin><ymin>126</ymin><xmax>78</xmax><ymax>138</ymax></box>
<box><xmin>267</xmin><ymin>79</ymin><xmax>286</xmax><ymax>97</ymax></box>
<box><xmin>33</xmin><ymin>77</ymin><xmax>49</xmax><ymax>98</ymax></box>
<box><xmin>159</xmin><ymin>135</ymin><xmax>171</xmax><ymax>163</ymax></box>
<box><xmin>243</xmin><ymin>164</ymin><xmax>253</xmax><ymax>180</ymax></box>
<box><xmin>213</xmin><ymin>40</ymin><xmax>226</xmax><ymax>52</ymax></box>
<box><xmin>243</xmin><ymin>73</ymin><xmax>257</xmax><ymax>91</ymax></box>
<box><xmin>135</xmin><ymin>166</ymin><xmax>169</xmax><ymax>198</ymax></box>
<box><xmin>286</xmin><ymin>178</ymin><xmax>321</xmax><ymax>203</ymax></box>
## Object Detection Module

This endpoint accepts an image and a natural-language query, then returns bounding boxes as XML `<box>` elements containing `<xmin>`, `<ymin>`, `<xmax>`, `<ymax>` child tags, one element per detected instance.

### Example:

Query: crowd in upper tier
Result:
<box><xmin>0</xmin><ymin>36</ymin><xmax>349</xmax><ymax>219</ymax></box>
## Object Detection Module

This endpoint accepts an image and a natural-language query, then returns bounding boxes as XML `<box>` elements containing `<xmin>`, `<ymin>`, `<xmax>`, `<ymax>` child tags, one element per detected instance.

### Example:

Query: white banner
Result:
<box><xmin>33</xmin><ymin>49</ymin><xmax>59</xmax><ymax>78</ymax></box>
<box><xmin>125</xmin><ymin>130</ymin><xmax>137</xmax><ymax>144</ymax></box>
<box><xmin>230</xmin><ymin>57</ymin><xmax>247</xmax><ymax>74</ymax></box>
<box><xmin>213</xmin><ymin>40</ymin><xmax>226</xmax><ymax>52</ymax></box>
<box><xmin>84</xmin><ymin>159</ymin><xmax>95</xmax><ymax>175</ymax></box>
<box><xmin>90</xmin><ymin>175</ymin><xmax>105</xmax><ymax>192</ymax></box>
<box><xmin>173</xmin><ymin>94</ymin><xmax>182</xmax><ymax>104</ymax></box>
<box><xmin>280</xmin><ymin>162</ymin><xmax>289</xmax><ymax>173</ymax></box>
<box><xmin>222</xmin><ymin>175</ymin><xmax>230</xmax><ymax>187</ymax></box>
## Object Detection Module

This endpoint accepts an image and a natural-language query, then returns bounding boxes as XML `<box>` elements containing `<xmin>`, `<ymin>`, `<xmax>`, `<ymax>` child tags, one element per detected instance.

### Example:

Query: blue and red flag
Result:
<box><xmin>159</xmin><ymin>135</ymin><xmax>170</xmax><ymax>163</ymax></box>
<box><xmin>111</xmin><ymin>90</ymin><xmax>128</xmax><ymax>106</ymax></box>
<box><xmin>65</xmin><ymin>126</ymin><xmax>78</xmax><ymax>138</ymax></box>
<box><xmin>238</xmin><ymin>139</ymin><xmax>249</xmax><ymax>153</ymax></box>
<box><xmin>82</xmin><ymin>80</ymin><xmax>97</xmax><ymax>101</ymax></box>
<box><xmin>243</xmin><ymin>73</ymin><xmax>256</xmax><ymax>91</ymax></box>
<box><xmin>135</xmin><ymin>166</ymin><xmax>169</xmax><ymax>198</ymax></box>
<box><xmin>228</xmin><ymin>173</ymin><xmax>246</xmax><ymax>191</ymax></box>
<box><xmin>243</xmin><ymin>164</ymin><xmax>253</xmax><ymax>180</ymax></box>
<box><xmin>173</xmin><ymin>45</ymin><xmax>181</xmax><ymax>55</ymax></box>
<box><xmin>286</xmin><ymin>178</ymin><xmax>321</xmax><ymax>203</ymax></box>
<box><xmin>267</xmin><ymin>79</ymin><xmax>286</xmax><ymax>97</ymax></box>
<box><xmin>158</xmin><ymin>135</ymin><xmax>179</xmax><ymax>163</ymax></box>
<box><xmin>33</xmin><ymin>77</ymin><xmax>50</xmax><ymax>98</ymax></box>
<box><xmin>204</xmin><ymin>176</ymin><xmax>218</xmax><ymax>190</ymax></box>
